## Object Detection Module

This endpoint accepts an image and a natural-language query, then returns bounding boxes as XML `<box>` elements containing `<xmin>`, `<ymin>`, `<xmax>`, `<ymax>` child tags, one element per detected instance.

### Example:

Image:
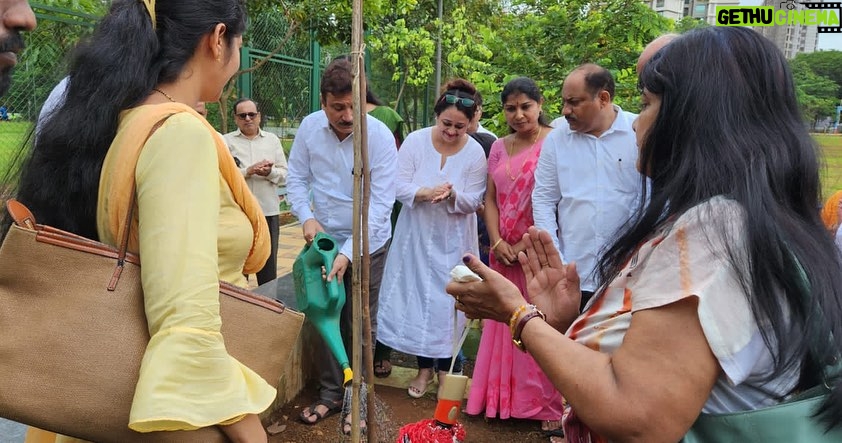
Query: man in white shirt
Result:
<box><xmin>287</xmin><ymin>58</ymin><xmax>397</xmax><ymax>427</ymax></box>
<box><xmin>224</xmin><ymin>98</ymin><xmax>288</xmax><ymax>285</ymax></box>
<box><xmin>534</xmin><ymin>64</ymin><xmax>643</xmax><ymax>309</ymax></box>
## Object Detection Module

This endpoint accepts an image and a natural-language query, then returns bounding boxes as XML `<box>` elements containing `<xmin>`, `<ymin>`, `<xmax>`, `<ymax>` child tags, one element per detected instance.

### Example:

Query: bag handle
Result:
<box><xmin>108</xmin><ymin>116</ymin><xmax>171</xmax><ymax>291</ymax></box>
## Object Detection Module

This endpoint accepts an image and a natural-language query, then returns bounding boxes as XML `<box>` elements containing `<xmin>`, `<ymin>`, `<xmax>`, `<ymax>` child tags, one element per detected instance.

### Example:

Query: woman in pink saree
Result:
<box><xmin>466</xmin><ymin>77</ymin><xmax>563</xmax><ymax>441</ymax></box>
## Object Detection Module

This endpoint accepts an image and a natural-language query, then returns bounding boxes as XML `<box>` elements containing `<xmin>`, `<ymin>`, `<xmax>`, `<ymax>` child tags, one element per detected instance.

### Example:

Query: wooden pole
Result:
<box><xmin>350</xmin><ymin>0</ymin><xmax>370</xmax><ymax>440</ymax></box>
<box><xmin>359</xmin><ymin>59</ymin><xmax>378</xmax><ymax>443</ymax></box>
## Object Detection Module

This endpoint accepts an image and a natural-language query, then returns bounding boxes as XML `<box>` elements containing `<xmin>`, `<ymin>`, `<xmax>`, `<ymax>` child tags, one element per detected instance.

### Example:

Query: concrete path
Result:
<box><xmin>0</xmin><ymin>419</ymin><xmax>25</xmax><ymax>442</ymax></box>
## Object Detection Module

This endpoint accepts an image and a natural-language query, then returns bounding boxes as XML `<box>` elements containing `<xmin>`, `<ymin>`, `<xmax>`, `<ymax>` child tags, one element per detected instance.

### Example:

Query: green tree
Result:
<box><xmin>793</xmin><ymin>50</ymin><xmax>842</xmax><ymax>101</ymax></box>
<box><xmin>674</xmin><ymin>16</ymin><xmax>708</xmax><ymax>33</ymax></box>
<box><xmin>365</xmin><ymin>0</ymin><xmax>500</xmax><ymax>131</ymax></box>
<box><xmin>791</xmin><ymin>58</ymin><xmax>839</xmax><ymax>130</ymax></box>
<box><xmin>470</xmin><ymin>0</ymin><xmax>671</xmax><ymax>134</ymax></box>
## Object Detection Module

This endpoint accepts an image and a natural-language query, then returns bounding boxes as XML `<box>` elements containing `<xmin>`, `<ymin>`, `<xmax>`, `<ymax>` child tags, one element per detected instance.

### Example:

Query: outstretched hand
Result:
<box><xmin>519</xmin><ymin>227</ymin><xmax>582</xmax><ymax>332</ymax></box>
<box><xmin>445</xmin><ymin>255</ymin><xmax>526</xmax><ymax>323</ymax></box>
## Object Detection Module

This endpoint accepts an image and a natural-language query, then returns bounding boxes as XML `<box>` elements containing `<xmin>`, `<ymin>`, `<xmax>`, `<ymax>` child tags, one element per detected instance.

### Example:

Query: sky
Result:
<box><xmin>740</xmin><ymin>0</ymin><xmax>842</xmax><ymax>50</ymax></box>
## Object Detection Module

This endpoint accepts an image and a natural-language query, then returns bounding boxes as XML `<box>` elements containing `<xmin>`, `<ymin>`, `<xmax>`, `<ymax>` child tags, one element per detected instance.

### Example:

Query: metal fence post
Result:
<box><xmin>238</xmin><ymin>45</ymin><xmax>252</xmax><ymax>100</ymax></box>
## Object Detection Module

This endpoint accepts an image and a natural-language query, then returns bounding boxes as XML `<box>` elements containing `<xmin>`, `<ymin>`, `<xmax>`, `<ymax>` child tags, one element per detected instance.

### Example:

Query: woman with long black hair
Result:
<box><xmin>448</xmin><ymin>26</ymin><xmax>842</xmax><ymax>442</ymax></box>
<box><xmin>8</xmin><ymin>1</ymin><xmax>272</xmax><ymax>441</ymax></box>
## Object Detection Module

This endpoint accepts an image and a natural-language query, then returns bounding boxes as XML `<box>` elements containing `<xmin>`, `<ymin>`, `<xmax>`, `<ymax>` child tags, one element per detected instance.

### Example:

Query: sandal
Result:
<box><xmin>407</xmin><ymin>368</ymin><xmax>434</xmax><ymax>398</ymax></box>
<box><xmin>298</xmin><ymin>399</ymin><xmax>341</xmax><ymax>425</ymax></box>
<box><xmin>542</xmin><ymin>420</ymin><xmax>564</xmax><ymax>443</ymax></box>
<box><xmin>374</xmin><ymin>359</ymin><xmax>392</xmax><ymax>378</ymax></box>
<box><xmin>546</xmin><ymin>428</ymin><xmax>565</xmax><ymax>443</ymax></box>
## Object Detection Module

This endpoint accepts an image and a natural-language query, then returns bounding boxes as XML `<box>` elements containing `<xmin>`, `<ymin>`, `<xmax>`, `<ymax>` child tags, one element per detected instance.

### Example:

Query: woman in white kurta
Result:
<box><xmin>378</xmin><ymin>79</ymin><xmax>488</xmax><ymax>399</ymax></box>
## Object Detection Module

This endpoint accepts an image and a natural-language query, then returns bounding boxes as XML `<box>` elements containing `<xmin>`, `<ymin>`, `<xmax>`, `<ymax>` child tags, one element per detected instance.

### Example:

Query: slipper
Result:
<box><xmin>298</xmin><ymin>399</ymin><xmax>341</xmax><ymax>425</ymax></box>
<box><xmin>265</xmin><ymin>420</ymin><xmax>286</xmax><ymax>436</ymax></box>
<box><xmin>374</xmin><ymin>359</ymin><xmax>392</xmax><ymax>378</ymax></box>
<box><xmin>545</xmin><ymin>428</ymin><xmax>565</xmax><ymax>442</ymax></box>
<box><xmin>407</xmin><ymin>368</ymin><xmax>434</xmax><ymax>398</ymax></box>
<box><xmin>542</xmin><ymin>420</ymin><xmax>564</xmax><ymax>442</ymax></box>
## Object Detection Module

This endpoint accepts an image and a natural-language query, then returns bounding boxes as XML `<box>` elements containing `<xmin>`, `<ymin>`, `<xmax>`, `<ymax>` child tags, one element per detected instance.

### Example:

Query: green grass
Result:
<box><xmin>817</xmin><ymin>134</ymin><xmax>842</xmax><ymax>201</ymax></box>
<box><xmin>0</xmin><ymin>121</ymin><xmax>32</xmax><ymax>174</ymax></box>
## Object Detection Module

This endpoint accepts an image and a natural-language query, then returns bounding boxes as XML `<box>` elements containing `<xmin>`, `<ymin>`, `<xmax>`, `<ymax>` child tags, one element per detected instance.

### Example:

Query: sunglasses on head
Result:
<box><xmin>441</xmin><ymin>94</ymin><xmax>475</xmax><ymax>108</ymax></box>
<box><xmin>236</xmin><ymin>112</ymin><xmax>259</xmax><ymax>120</ymax></box>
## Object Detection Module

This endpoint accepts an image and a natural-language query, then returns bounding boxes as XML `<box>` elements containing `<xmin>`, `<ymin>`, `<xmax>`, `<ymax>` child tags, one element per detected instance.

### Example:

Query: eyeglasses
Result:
<box><xmin>236</xmin><ymin>112</ymin><xmax>259</xmax><ymax>120</ymax></box>
<box><xmin>441</xmin><ymin>94</ymin><xmax>476</xmax><ymax>108</ymax></box>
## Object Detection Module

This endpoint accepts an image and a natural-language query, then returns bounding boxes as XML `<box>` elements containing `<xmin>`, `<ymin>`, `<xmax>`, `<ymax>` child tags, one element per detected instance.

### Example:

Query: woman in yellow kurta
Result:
<box><xmin>17</xmin><ymin>1</ymin><xmax>273</xmax><ymax>441</ymax></box>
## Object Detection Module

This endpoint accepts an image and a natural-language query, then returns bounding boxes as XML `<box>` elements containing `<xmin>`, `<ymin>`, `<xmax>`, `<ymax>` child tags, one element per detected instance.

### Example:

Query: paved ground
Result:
<box><xmin>0</xmin><ymin>420</ymin><xmax>24</xmax><ymax>443</ymax></box>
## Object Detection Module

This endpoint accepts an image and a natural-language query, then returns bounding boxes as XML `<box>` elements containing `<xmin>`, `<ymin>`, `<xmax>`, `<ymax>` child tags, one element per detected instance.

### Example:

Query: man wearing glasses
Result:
<box><xmin>224</xmin><ymin>98</ymin><xmax>288</xmax><ymax>285</ymax></box>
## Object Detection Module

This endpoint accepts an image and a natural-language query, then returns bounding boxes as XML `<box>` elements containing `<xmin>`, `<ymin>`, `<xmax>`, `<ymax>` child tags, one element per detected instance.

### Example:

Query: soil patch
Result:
<box><xmin>267</xmin><ymin>383</ymin><xmax>553</xmax><ymax>442</ymax></box>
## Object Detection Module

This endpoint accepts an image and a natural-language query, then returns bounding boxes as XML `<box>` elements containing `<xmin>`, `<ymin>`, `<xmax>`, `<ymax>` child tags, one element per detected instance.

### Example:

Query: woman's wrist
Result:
<box><xmin>511</xmin><ymin>304</ymin><xmax>546</xmax><ymax>352</ymax></box>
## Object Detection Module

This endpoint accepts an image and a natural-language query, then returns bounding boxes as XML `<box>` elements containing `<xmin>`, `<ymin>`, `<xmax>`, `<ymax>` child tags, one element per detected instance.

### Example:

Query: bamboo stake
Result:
<box><xmin>349</xmin><ymin>0</ymin><xmax>369</xmax><ymax>440</ymax></box>
<box><xmin>359</xmin><ymin>58</ymin><xmax>378</xmax><ymax>443</ymax></box>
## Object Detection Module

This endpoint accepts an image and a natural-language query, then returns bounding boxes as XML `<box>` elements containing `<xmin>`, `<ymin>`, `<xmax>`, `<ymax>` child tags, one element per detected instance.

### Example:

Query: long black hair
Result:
<box><xmin>8</xmin><ymin>0</ymin><xmax>246</xmax><ymax>240</ymax></box>
<box><xmin>598</xmin><ymin>26</ymin><xmax>842</xmax><ymax>426</ymax></box>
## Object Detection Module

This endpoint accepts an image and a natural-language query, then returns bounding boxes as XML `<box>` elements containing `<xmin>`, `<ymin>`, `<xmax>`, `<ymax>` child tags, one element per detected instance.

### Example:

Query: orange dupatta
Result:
<box><xmin>98</xmin><ymin>102</ymin><xmax>270</xmax><ymax>274</ymax></box>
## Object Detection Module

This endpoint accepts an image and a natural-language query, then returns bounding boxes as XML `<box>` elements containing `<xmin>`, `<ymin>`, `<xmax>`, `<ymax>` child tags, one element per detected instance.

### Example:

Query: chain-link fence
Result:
<box><xmin>0</xmin><ymin>4</ymin><xmax>324</xmax><ymax>171</ymax></box>
<box><xmin>217</xmin><ymin>11</ymin><xmax>322</xmax><ymax>142</ymax></box>
<box><xmin>0</xmin><ymin>3</ymin><xmax>96</xmax><ymax>157</ymax></box>
<box><xmin>0</xmin><ymin>3</ymin><xmax>438</xmax><ymax>178</ymax></box>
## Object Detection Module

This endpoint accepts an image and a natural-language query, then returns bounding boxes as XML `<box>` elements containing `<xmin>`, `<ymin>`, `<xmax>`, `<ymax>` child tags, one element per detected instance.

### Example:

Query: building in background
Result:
<box><xmin>649</xmin><ymin>0</ymin><xmax>684</xmax><ymax>20</ymax></box>
<box><xmin>646</xmin><ymin>0</ymin><xmax>820</xmax><ymax>58</ymax></box>
<box><xmin>647</xmin><ymin>0</ymin><xmax>740</xmax><ymax>24</ymax></box>
<box><xmin>755</xmin><ymin>0</ymin><xmax>819</xmax><ymax>59</ymax></box>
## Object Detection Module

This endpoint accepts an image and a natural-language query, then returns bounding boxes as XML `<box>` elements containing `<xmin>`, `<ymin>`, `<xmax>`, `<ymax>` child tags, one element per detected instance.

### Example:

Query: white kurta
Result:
<box><xmin>377</xmin><ymin>127</ymin><xmax>487</xmax><ymax>358</ymax></box>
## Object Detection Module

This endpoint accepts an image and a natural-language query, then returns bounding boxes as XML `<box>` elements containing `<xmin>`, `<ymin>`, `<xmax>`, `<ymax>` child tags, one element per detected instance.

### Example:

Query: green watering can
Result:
<box><xmin>293</xmin><ymin>232</ymin><xmax>353</xmax><ymax>385</ymax></box>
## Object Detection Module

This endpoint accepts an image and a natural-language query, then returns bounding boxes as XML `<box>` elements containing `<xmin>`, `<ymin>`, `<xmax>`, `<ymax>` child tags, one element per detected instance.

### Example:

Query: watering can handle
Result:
<box><xmin>326</xmin><ymin>273</ymin><xmax>342</xmax><ymax>301</ymax></box>
<box><xmin>322</xmin><ymin>255</ymin><xmax>344</xmax><ymax>305</ymax></box>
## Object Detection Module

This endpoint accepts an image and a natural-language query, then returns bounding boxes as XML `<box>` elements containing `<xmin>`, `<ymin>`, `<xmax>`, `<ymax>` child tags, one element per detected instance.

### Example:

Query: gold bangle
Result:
<box><xmin>512</xmin><ymin>305</ymin><xmax>546</xmax><ymax>352</ymax></box>
<box><xmin>491</xmin><ymin>238</ymin><xmax>503</xmax><ymax>251</ymax></box>
<box><xmin>508</xmin><ymin>304</ymin><xmax>528</xmax><ymax>335</ymax></box>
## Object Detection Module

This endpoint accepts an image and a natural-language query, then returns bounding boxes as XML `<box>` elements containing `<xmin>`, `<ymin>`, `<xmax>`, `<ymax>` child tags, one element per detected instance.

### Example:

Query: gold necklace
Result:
<box><xmin>153</xmin><ymin>87</ymin><xmax>176</xmax><ymax>103</ymax></box>
<box><xmin>505</xmin><ymin>127</ymin><xmax>541</xmax><ymax>181</ymax></box>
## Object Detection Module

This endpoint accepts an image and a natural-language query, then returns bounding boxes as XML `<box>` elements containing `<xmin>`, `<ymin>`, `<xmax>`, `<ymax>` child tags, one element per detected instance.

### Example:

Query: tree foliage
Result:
<box><xmin>790</xmin><ymin>54</ymin><xmax>841</xmax><ymax>130</ymax></box>
<box><xmin>444</xmin><ymin>0</ymin><xmax>671</xmax><ymax>134</ymax></box>
<box><xmin>793</xmin><ymin>50</ymin><xmax>842</xmax><ymax>101</ymax></box>
<box><xmin>674</xmin><ymin>16</ymin><xmax>709</xmax><ymax>33</ymax></box>
<box><xmin>30</xmin><ymin>1</ymin><xmax>826</xmax><ymax>138</ymax></box>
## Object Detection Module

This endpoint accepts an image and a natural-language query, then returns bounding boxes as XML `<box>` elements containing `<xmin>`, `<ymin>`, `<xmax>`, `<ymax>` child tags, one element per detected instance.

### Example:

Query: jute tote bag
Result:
<box><xmin>0</xmin><ymin>199</ymin><xmax>305</xmax><ymax>442</ymax></box>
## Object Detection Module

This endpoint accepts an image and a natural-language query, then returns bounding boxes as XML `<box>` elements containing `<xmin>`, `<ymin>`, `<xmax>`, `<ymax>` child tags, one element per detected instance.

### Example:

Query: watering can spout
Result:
<box><xmin>293</xmin><ymin>232</ymin><xmax>350</xmax><ymax>371</ymax></box>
